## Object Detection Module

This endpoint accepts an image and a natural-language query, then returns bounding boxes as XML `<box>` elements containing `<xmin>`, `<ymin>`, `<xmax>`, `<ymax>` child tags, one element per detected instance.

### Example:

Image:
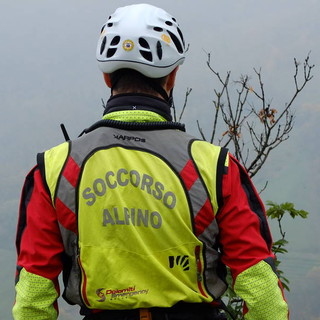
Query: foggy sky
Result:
<box><xmin>1</xmin><ymin>1</ymin><xmax>319</xmax><ymax>319</ymax></box>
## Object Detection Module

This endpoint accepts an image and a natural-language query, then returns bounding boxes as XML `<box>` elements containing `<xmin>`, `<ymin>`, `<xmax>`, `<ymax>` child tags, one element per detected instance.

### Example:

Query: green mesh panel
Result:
<box><xmin>13</xmin><ymin>268</ymin><xmax>58</xmax><ymax>320</ymax></box>
<box><xmin>234</xmin><ymin>260</ymin><xmax>289</xmax><ymax>320</ymax></box>
<box><xmin>102</xmin><ymin>110</ymin><xmax>167</xmax><ymax>122</ymax></box>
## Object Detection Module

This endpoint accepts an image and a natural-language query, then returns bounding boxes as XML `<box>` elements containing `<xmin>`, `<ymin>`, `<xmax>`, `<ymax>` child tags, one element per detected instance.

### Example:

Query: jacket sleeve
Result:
<box><xmin>13</xmin><ymin>166</ymin><xmax>64</xmax><ymax>320</ymax></box>
<box><xmin>216</xmin><ymin>153</ymin><xmax>289</xmax><ymax>319</ymax></box>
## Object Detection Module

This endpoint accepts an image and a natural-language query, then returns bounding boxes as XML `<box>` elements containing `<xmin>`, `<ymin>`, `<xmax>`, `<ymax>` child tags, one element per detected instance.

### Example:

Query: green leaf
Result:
<box><xmin>273</xmin><ymin>247</ymin><xmax>288</xmax><ymax>254</ymax></box>
<box><xmin>273</xmin><ymin>239</ymin><xmax>289</xmax><ymax>246</ymax></box>
<box><xmin>266</xmin><ymin>201</ymin><xmax>309</xmax><ymax>219</ymax></box>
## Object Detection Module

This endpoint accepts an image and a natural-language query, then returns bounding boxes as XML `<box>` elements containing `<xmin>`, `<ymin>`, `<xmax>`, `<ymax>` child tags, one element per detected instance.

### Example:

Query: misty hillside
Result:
<box><xmin>1</xmin><ymin>0</ymin><xmax>320</xmax><ymax>319</ymax></box>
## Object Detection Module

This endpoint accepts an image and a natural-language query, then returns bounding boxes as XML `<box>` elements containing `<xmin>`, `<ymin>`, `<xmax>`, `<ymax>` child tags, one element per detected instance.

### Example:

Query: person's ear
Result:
<box><xmin>165</xmin><ymin>67</ymin><xmax>179</xmax><ymax>92</ymax></box>
<box><xmin>103</xmin><ymin>73</ymin><xmax>112</xmax><ymax>88</ymax></box>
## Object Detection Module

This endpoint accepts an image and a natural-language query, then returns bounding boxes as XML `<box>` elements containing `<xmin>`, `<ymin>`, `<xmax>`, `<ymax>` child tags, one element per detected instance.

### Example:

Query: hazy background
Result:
<box><xmin>1</xmin><ymin>0</ymin><xmax>319</xmax><ymax>319</ymax></box>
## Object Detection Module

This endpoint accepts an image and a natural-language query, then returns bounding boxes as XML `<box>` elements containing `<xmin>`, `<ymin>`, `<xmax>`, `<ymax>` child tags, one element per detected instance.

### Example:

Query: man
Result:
<box><xmin>13</xmin><ymin>4</ymin><xmax>289</xmax><ymax>320</ymax></box>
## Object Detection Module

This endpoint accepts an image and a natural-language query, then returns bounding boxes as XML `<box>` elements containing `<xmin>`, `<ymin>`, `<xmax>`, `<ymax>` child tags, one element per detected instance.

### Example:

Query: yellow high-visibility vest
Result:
<box><xmin>41</xmin><ymin>124</ymin><xmax>228</xmax><ymax>309</ymax></box>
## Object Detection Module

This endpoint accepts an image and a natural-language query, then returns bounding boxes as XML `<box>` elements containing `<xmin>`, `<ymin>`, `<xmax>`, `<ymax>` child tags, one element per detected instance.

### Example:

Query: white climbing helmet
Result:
<box><xmin>96</xmin><ymin>4</ymin><xmax>186</xmax><ymax>78</ymax></box>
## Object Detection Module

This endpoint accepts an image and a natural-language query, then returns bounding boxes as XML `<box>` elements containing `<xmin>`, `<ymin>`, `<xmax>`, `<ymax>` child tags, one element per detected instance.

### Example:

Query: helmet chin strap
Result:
<box><xmin>140</xmin><ymin>78</ymin><xmax>175</xmax><ymax>111</ymax></box>
<box><xmin>168</xmin><ymin>89</ymin><xmax>174</xmax><ymax>110</ymax></box>
<box><xmin>147</xmin><ymin>79</ymin><xmax>175</xmax><ymax>111</ymax></box>
<box><xmin>147</xmin><ymin>77</ymin><xmax>170</xmax><ymax>103</ymax></box>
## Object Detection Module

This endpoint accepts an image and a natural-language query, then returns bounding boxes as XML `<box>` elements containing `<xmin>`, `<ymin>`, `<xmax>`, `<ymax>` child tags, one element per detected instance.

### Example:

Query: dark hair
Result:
<box><xmin>110</xmin><ymin>69</ymin><xmax>167</xmax><ymax>95</ymax></box>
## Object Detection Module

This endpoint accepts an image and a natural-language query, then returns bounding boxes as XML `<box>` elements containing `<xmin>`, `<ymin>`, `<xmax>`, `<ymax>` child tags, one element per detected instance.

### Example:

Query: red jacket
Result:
<box><xmin>13</xmin><ymin>110</ymin><xmax>288</xmax><ymax>319</ymax></box>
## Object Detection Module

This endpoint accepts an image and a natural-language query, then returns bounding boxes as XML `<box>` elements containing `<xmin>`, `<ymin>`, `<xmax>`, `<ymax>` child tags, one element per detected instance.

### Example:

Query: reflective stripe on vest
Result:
<box><xmin>43</xmin><ymin>127</ymin><xmax>228</xmax><ymax>308</ymax></box>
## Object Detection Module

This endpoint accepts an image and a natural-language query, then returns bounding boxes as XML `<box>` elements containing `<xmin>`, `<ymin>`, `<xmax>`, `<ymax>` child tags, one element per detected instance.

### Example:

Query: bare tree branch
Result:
<box><xmin>178</xmin><ymin>88</ymin><xmax>192</xmax><ymax>122</ymax></box>
<box><xmin>196</xmin><ymin>52</ymin><xmax>314</xmax><ymax>178</ymax></box>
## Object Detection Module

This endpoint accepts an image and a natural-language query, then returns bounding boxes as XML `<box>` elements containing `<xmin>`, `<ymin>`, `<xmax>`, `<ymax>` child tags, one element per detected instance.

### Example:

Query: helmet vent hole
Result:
<box><xmin>110</xmin><ymin>36</ymin><xmax>120</xmax><ymax>46</ymax></box>
<box><xmin>167</xmin><ymin>30</ymin><xmax>183</xmax><ymax>54</ymax></box>
<box><xmin>153</xmin><ymin>27</ymin><xmax>163</xmax><ymax>32</ymax></box>
<box><xmin>172</xmin><ymin>17</ymin><xmax>176</xmax><ymax>22</ymax></box>
<box><xmin>107</xmin><ymin>23</ymin><xmax>113</xmax><ymax>27</ymax></box>
<box><xmin>107</xmin><ymin>48</ymin><xmax>117</xmax><ymax>58</ymax></box>
<box><xmin>100</xmin><ymin>36</ymin><xmax>107</xmax><ymax>55</ymax></box>
<box><xmin>100</xmin><ymin>25</ymin><xmax>106</xmax><ymax>34</ymax></box>
<box><xmin>165</xmin><ymin>21</ymin><xmax>173</xmax><ymax>26</ymax></box>
<box><xmin>140</xmin><ymin>50</ymin><xmax>153</xmax><ymax>62</ymax></box>
<box><xmin>177</xmin><ymin>27</ymin><xmax>185</xmax><ymax>48</ymax></box>
<box><xmin>139</xmin><ymin>38</ymin><xmax>150</xmax><ymax>49</ymax></box>
<box><xmin>156</xmin><ymin>41</ymin><xmax>163</xmax><ymax>60</ymax></box>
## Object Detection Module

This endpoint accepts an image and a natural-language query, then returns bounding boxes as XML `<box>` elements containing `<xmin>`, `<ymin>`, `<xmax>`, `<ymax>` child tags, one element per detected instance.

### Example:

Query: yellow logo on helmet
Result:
<box><xmin>123</xmin><ymin>40</ymin><xmax>134</xmax><ymax>51</ymax></box>
<box><xmin>161</xmin><ymin>34</ymin><xmax>171</xmax><ymax>44</ymax></box>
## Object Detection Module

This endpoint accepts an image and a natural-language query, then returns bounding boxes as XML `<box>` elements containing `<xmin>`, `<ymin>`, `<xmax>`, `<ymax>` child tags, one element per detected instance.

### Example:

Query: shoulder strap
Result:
<box><xmin>190</xmin><ymin>141</ymin><xmax>228</xmax><ymax>216</ymax></box>
<box><xmin>38</xmin><ymin>142</ymin><xmax>70</xmax><ymax>206</ymax></box>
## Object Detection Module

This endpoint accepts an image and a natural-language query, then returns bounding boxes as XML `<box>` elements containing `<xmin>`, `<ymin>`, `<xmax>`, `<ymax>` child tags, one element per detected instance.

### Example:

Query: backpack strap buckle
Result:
<box><xmin>140</xmin><ymin>308</ymin><xmax>152</xmax><ymax>320</ymax></box>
